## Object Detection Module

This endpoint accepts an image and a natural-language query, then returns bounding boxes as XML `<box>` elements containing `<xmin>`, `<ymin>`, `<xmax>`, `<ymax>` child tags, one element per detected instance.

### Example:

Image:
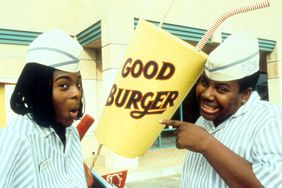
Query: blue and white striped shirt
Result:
<box><xmin>180</xmin><ymin>91</ymin><xmax>282</xmax><ymax>188</ymax></box>
<box><xmin>0</xmin><ymin>115</ymin><xmax>87</xmax><ymax>188</ymax></box>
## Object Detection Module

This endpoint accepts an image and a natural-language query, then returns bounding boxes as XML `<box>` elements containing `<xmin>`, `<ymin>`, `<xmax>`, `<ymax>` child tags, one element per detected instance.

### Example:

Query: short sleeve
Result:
<box><xmin>251</xmin><ymin>115</ymin><xmax>282</xmax><ymax>187</ymax></box>
<box><xmin>0</xmin><ymin>131</ymin><xmax>35</xmax><ymax>188</ymax></box>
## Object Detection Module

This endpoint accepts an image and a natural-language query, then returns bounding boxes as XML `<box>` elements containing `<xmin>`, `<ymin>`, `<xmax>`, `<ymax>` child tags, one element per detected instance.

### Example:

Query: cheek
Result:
<box><xmin>52</xmin><ymin>91</ymin><xmax>65</xmax><ymax>114</ymax></box>
<box><xmin>195</xmin><ymin>85</ymin><xmax>203</xmax><ymax>99</ymax></box>
<box><xmin>219</xmin><ymin>97</ymin><xmax>241</xmax><ymax>113</ymax></box>
<box><xmin>52</xmin><ymin>98</ymin><xmax>62</xmax><ymax>116</ymax></box>
<box><xmin>53</xmin><ymin>98</ymin><xmax>60</xmax><ymax>110</ymax></box>
<box><xmin>230</xmin><ymin>97</ymin><xmax>243</xmax><ymax>110</ymax></box>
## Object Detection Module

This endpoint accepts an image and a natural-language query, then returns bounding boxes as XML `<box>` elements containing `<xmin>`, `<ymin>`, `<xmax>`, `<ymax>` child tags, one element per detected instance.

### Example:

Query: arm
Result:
<box><xmin>160</xmin><ymin>119</ymin><xmax>263</xmax><ymax>188</ymax></box>
<box><xmin>202</xmin><ymin>133</ymin><xmax>263</xmax><ymax>188</ymax></box>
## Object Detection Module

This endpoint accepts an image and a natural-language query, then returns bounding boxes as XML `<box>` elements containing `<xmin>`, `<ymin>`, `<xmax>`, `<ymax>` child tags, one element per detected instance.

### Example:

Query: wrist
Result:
<box><xmin>200</xmin><ymin>134</ymin><xmax>214</xmax><ymax>154</ymax></box>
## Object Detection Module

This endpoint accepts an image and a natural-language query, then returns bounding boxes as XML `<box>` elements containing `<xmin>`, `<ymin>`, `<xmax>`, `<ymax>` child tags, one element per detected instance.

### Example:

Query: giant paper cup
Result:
<box><xmin>95</xmin><ymin>20</ymin><xmax>207</xmax><ymax>158</ymax></box>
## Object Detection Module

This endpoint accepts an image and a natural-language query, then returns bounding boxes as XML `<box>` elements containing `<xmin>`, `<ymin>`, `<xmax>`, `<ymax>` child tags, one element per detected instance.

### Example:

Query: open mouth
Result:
<box><xmin>69</xmin><ymin>109</ymin><xmax>79</xmax><ymax>119</ymax></box>
<box><xmin>201</xmin><ymin>102</ymin><xmax>220</xmax><ymax>114</ymax></box>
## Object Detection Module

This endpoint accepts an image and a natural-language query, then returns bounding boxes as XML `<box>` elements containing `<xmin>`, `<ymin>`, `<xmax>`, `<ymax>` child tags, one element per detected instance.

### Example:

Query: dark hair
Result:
<box><xmin>237</xmin><ymin>71</ymin><xmax>260</xmax><ymax>92</ymax></box>
<box><xmin>10</xmin><ymin>63</ymin><xmax>84</xmax><ymax>127</ymax></box>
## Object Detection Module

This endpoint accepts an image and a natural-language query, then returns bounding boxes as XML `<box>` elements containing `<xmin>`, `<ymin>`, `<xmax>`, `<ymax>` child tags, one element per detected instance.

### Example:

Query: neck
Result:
<box><xmin>52</xmin><ymin>123</ymin><xmax>66</xmax><ymax>147</ymax></box>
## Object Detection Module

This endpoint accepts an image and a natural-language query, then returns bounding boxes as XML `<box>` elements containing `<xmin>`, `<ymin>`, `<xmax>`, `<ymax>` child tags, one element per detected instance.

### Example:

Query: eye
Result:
<box><xmin>199</xmin><ymin>78</ymin><xmax>209</xmax><ymax>87</ymax></box>
<box><xmin>59</xmin><ymin>83</ymin><xmax>69</xmax><ymax>90</ymax></box>
<box><xmin>216</xmin><ymin>86</ymin><xmax>228</xmax><ymax>94</ymax></box>
<box><xmin>77</xmin><ymin>80</ymin><xmax>82</xmax><ymax>89</ymax></box>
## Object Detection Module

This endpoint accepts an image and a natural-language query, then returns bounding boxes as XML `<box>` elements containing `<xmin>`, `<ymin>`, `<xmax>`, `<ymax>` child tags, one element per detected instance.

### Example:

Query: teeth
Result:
<box><xmin>202</xmin><ymin>103</ymin><xmax>219</xmax><ymax>113</ymax></box>
<box><xmin>203</xmin><ymin>103</ymin><xmax>215</xmax><ymax>109</ymax></box>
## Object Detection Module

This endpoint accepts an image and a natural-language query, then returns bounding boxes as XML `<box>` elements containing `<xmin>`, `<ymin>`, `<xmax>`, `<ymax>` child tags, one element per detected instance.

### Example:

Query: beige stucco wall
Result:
<box><xmin>1</xmin><ymin>0</ymin><xmax>281</xmax><ymax>37</ymax></box>
<box><xmin>96</xmin><ymin>0</ymin><xmax>281</xmax><ymax>38</ymax></box>
<box><xmin>0</xmin><ymin>0</ymin><xmax>101</xmax><ymax>34</ymax></box>
<box><xmin>0</xmin><ymin>85</ymin><xmax>6</xmax><ymax>127</ymax></box>
<box><xmin>0</xmin><ymin>44</ymin><xmax>27</xmax><ymax>82</ymax></box>
<box><xmin>267</xmin><ymin>39</ymin><xmax>282</xmax><ymax>104</ymax></box>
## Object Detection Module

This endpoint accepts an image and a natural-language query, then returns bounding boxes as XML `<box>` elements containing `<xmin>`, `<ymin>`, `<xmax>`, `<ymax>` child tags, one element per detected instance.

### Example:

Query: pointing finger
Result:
<box><xmin>159</xmin><ymin>119</ymin><xmax>182</xmax><ymax>128</ymax></box>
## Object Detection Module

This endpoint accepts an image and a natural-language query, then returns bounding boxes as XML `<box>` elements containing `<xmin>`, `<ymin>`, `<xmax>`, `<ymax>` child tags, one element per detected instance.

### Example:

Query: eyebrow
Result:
<box><xmin>54</xmin><ymin>76</ymin><xmax>71</xmax><ymax>82</ymax></box>
<box><xmin>54</xmin><ymin>74</ymin><xmax>81</xmax><ymax>82</ymax></box>
<box><xmin>215</xmin><ymin>83</ymin><xmax>231</xmax><ymax>88</ymax></box>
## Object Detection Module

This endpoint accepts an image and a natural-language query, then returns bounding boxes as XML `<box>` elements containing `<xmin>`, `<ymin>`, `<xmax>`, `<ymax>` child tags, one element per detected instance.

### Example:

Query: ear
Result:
<box><xmin>241</xmin><ymin>87</ymin><xmax>252</xmax><ymax>104</ymax></box>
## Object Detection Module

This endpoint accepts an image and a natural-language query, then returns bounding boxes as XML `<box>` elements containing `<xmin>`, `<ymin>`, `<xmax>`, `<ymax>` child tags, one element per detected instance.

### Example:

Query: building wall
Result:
<box><xmin>0</xmin><ymin>85</ymin><xmax>6</xmax><ymax>128</ymax></box>
<box><xmin>0</xmin><ymin>0</ymin><xmax>101</xmax><ymax>34</ymax></box>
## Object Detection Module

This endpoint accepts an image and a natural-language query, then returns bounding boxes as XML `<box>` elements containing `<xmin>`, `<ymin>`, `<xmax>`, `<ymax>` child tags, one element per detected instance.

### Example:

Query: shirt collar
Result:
<box><xmin>205</xmin><ymin>91</ymin><xmax>260</xmax><ymax>132</ymax></box>
<box><xmin>35</xmin><ymin>124</ymin><xmax>55</xmax><ymax>138</ymax></box>
<box><xmin>231</xmin><ymin>91</ymin><xmax>260</xmax><ymax>118</ymax></box>
<box><xmin>34</xmin><ymin>123</ymin><xmax>74</xmax><ymax>138</ymax></box>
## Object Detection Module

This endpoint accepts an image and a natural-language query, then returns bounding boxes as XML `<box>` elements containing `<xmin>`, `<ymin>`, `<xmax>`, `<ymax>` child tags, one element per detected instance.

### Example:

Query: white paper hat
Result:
<box><xmin>26</xmin><ymin>29</ymin><xmax>83</xmax><ymax>72</ymax></box>
<box><xmin>205</xmin><ymin>31</ymin><xmax>259</xmax><ymax>81</ymax></box>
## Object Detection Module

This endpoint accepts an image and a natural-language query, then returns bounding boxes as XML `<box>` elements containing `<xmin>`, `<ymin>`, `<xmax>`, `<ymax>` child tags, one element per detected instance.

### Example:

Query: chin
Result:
<box><xmin>67</xmin><ymin>120</ymin><xmax>75</xmax><ymax>126</ymax></box>
<box><xmin>201</xmin><ymin>112</ymin><xmax>216</xmax><ymax>121</ymax></box>
<box><xmin>61</xmin><ymin>119</ymin><xmax>74</xmax><ymax>127</ymax></box>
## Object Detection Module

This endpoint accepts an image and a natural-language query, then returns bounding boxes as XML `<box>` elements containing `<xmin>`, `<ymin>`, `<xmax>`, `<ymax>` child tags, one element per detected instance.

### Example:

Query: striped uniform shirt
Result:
<box><xmin>180</xmin><ymin>91</ymin><xmax>282</xmax><ymax>188</ymax></box>
<box><xmin>0</xmin><ymin>115</ymin><xmax>87</xmax><ymax>188</ymax></box>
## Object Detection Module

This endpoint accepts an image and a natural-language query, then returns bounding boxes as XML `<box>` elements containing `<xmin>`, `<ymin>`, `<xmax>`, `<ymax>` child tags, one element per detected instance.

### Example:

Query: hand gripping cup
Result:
<box><xmin>95</xmin><ymin>20</ymin><xmax>207</xmax><ymax>158</ymax></box>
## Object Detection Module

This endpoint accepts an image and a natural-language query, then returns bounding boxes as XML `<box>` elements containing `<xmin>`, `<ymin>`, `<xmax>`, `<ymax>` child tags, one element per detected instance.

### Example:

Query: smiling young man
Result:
<box><xmin>0</xmin><ymin>30</ymin><xmax>87</xmax><ymax>187</ymax></box>
<box><xmin>160</xmin><ymin>32</ymin><xmax>282</xmax><ymax>187</ymax></box>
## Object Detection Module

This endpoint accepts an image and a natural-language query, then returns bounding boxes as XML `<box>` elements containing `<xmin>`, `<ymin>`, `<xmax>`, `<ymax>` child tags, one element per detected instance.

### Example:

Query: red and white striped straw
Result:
<box><xmin>196</xmin><ymin>0</ymin><xmax>270</xmax><ymax>51</ymax></box>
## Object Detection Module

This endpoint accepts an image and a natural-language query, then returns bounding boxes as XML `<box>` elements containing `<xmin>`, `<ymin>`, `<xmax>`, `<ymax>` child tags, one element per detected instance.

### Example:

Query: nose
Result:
<box><xmin>201</xmin><ymin>87</ymin><xmax>215</xmax><ymax>101</ymax></box>
<box><xmin>70</xmin><ymin>85</ymin><xmax>82</xmax><ymax>99</ymax></box>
